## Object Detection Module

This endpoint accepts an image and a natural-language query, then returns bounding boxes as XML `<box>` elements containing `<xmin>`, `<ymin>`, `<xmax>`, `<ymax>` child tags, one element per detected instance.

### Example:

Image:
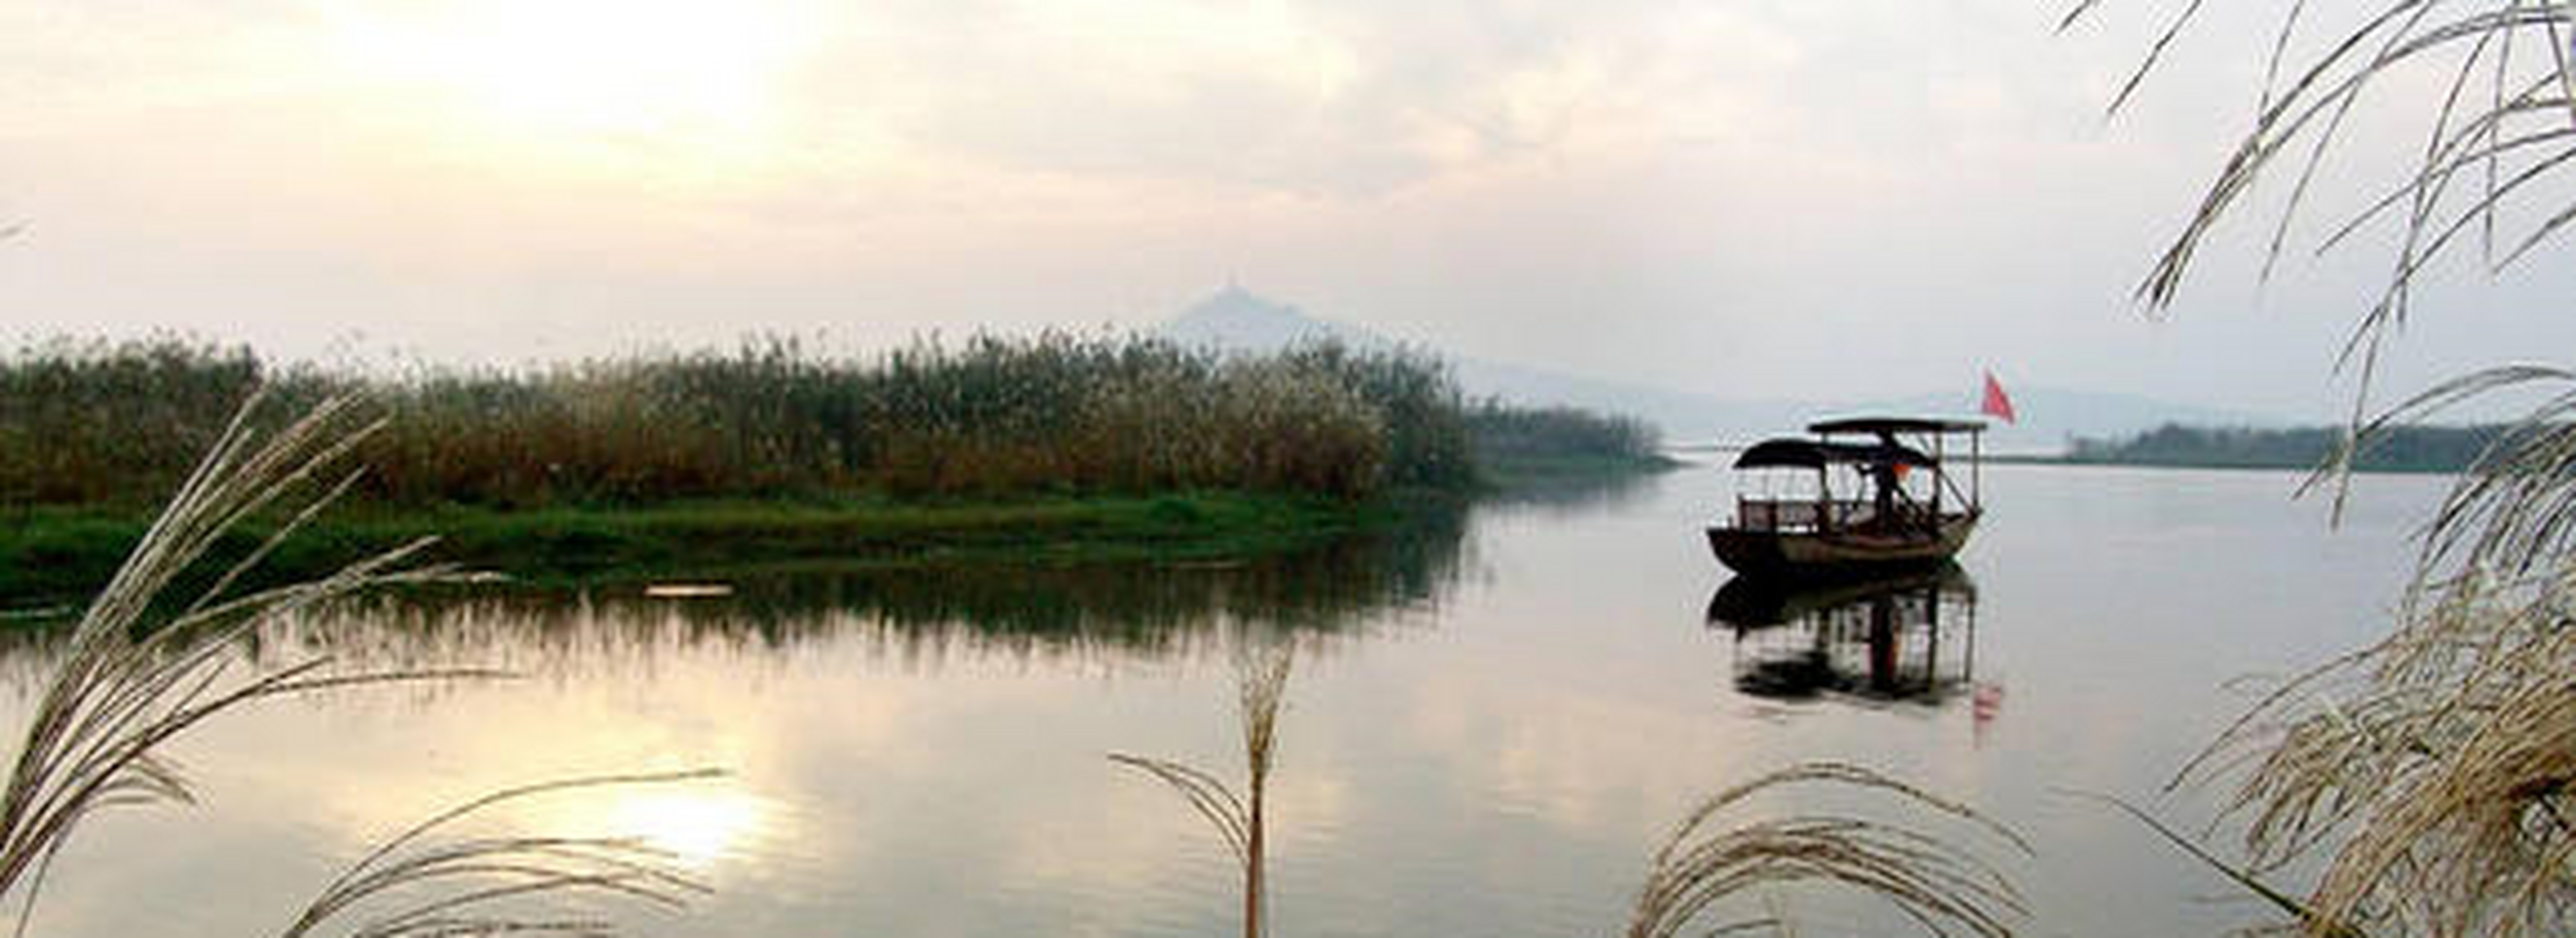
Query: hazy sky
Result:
<box><xmin>3</xmin><ymin>1</ymin><xmax>2569</xmax><ymax>419</ymax></box>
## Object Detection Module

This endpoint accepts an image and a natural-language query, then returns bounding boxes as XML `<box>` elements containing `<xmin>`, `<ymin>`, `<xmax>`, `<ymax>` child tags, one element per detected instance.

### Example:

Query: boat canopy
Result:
<box><xmin>1807</xmin><ymin>417</ymin><xmax>1986</xmax><ymax>436</ymax></box>
<box><xmin>1733</xmin><ymin>438</ymin><xmax>1937</xmax><ymax>470</ymax></box>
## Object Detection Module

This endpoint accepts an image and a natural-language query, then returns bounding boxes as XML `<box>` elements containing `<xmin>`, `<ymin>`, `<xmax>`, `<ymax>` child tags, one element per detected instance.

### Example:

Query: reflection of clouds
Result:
<box><xmin>99</xmin><ymin>632</ymin><xmax>1250</xmax><ymax>935</ymax></box>
<box><xmin>1395</xmin><ymin>662</ymin><xmax>1748</xmax><ymax>836</ymax></box>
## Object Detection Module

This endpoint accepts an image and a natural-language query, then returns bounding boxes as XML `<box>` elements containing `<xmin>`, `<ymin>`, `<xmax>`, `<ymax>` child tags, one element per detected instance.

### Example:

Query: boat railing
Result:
<box><xmin>1736</xmin><ymin>498</ymin><xmax>1876</xmax><ymax>533</ymax></box>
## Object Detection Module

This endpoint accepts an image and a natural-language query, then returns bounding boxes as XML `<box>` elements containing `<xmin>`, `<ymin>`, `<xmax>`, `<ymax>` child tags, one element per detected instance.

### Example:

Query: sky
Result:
<box><xmin>1</xmin><ymin>1</ymin><xmax>2571</xmax><ymax>421</ymax></box>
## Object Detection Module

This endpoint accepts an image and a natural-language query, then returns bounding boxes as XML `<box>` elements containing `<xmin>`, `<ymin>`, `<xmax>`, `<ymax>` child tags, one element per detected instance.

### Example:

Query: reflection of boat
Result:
<box><xmin>1707</xmin><ymin>564</ymin><xmax>1978</xmax><ymax>706</ymax></box>
<box><xmin>1706</xmin><ymin>418</ymin><xmax>1986</xmax><ymax>578</ymax></box>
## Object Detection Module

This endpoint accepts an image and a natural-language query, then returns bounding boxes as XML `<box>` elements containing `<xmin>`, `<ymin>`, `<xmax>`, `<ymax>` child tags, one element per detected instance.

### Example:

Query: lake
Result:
<box><xmin>5</xmin><ymin>462</ymin><xmax>2446</xmax><ymax>937</ymax></box>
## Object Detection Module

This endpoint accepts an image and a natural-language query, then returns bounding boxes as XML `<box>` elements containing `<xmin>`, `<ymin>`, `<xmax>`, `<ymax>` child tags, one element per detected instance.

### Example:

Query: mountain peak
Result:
<box><xmin>1160</xmin><ymin>285</ymin><xmax>1381</xmax><ymax>353</ymax></box>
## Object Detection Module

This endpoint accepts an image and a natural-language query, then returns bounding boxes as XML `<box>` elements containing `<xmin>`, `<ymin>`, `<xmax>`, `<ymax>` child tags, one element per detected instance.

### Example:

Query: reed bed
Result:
<box><xmin>0</xmin><ymin>333</ymin><xmax>1476</xmax><ymax>509</ymax></box>
<box><xmin>0</xmin><ymin>338</ymin><xmax>266</xmax><ymax>505</ymax></box>
<box><xmin>1463</xmin><ymin>400</ymin><xmax>1666</xmax><ymax>467</ymax></box>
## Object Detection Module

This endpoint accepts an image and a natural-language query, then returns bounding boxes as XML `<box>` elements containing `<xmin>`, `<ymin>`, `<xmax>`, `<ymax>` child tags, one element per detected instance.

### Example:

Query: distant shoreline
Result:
<box><xmin>1985</xmin><ymin>454</ymin><xmax>2461</xmax><ymax>476</ymax></box>
<box><xmin>2052</xmin><ymin>422</ymin><xmax>2505</xmax><ymax>476</ymax></box>
<box><xmin>1673</xmin><ymin>421</ymin><xmax>2499</xmax><ymax>476</ymax></box>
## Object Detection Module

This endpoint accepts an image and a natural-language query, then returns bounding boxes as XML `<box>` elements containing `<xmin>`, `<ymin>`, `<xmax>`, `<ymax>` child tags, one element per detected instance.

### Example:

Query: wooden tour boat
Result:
<box><xmin>1707</xmin><ymin>417</ymin><xmax>1986</xmax><ymax>579</ymax></box>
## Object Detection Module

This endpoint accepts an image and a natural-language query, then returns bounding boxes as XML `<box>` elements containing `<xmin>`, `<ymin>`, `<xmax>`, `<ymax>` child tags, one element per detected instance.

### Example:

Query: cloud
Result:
<box><xmin>773</xmin><ymin>0</ymin><xmax>1864</xmax><ymax>199</ymax></box>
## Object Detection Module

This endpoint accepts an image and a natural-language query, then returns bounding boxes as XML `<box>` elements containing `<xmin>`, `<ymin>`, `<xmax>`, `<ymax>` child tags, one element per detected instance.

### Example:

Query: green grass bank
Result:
<box><xmin>0</xmin><ymin>490</ymin><xmax>1429</xmax><ymax>612</ymax></box>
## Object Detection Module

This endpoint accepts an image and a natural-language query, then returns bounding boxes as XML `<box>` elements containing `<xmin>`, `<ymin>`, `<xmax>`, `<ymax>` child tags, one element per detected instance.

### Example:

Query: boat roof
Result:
<box><xmin>1734</xmin><ymin>438</ymin><xmax>1937</xmax><ymax>470</ymax></box>
<box><xmin>1808</xmin><ymin>417</ymin><xmax>1986</xmax><ymax>436</ymax></box>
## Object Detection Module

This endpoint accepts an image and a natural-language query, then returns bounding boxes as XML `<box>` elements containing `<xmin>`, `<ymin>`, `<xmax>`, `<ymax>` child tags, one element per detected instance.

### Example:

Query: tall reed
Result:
<box><xmin>0</xmin><ymin>337</ymin><xmax>265</xmax><ymax>505</ymax></box>
<box><xmin>1110</xmin><ymin>640</ymin><xmax>1295</xmax><ymax>938</ymax></box>
<box><xmin>2071</xmin><ymin>4</ymin><xmax>2576</xmax><ymax>934</ymax></box>
<box><xmin>2070</xmin><ymin>1</ymin><xmax>2576</xmax><ymax>429</ymax></box>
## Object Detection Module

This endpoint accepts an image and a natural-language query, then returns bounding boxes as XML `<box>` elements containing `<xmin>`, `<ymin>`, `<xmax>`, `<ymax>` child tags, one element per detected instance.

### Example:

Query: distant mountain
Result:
<box><xmin>1156</xmin><ymin>286</ymin><xmax>2284</xmax><ymax>454</ymax></box>
<box><xmin>1159</xmin><ymin>285</ymin><xmax>1780</xmax><ymax>435</ymax></box>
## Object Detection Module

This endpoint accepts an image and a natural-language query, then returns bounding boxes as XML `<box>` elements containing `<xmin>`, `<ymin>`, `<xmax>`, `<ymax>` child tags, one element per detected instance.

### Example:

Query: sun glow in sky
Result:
<box><xmin>323</xmin><ymin>0</ymin><xmax>823</xmax><ymax>161</ymax></box>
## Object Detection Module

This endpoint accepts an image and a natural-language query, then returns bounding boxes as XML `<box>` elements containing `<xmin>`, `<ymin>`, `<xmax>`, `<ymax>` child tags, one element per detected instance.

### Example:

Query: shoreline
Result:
<box><xmin>0</xmin><ymin>490</ymin><xmax>1445</xmax><ymax>614</ymax></box>
<box><xmin>1986</xmin><ymin>454</ymin><xmax>2465</xmax><ymax>476</ymax></box>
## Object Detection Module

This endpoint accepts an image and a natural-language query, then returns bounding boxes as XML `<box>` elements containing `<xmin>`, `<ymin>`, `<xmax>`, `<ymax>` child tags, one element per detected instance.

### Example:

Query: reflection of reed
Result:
<box><xmin>1110</xmin><ymin>640</ymin><xmax>1294</xmax><ymax>938</ymax></box>
<box><xmin>1474</xmin><ymin>466</ymin><xmax>1667</xmax><ymax>516</ymax></box>
<box><xmin>18</xmin><ymin>513</ymin><xmax>1470</xmax><ymax>688</ymax></box>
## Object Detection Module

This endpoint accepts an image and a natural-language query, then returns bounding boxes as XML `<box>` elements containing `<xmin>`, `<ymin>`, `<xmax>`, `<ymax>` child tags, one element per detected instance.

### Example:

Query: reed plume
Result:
<box><xmin>277</xmin><ymin>770</ymin><xmax>719</xmax><ymax>938</ymax></box>
<box><xmin>2071</xmin><ymin>4</ymin><xmax>2576</xmax><ymax>934</ymax></box>
<box><xmin>0</xmin><ymin>388</ymin><xmax>711</xmax><ymax>935</ymax></box>
<box><xmin>1625</xmin><ymin>762</ymin><xmax>2030</xmax><ymax>938</ymax></box>
<box><xmin>1110</xmin><ymin>640</ymin><xmax>1295</xmax><ymax>938</ymax></box>
<box><xmin>2178</xmin><ymin>481</ymin><xmax>2576</xmax><ymax>937</ymax></box>
<box><xmin>2069</xmin><ymin>1</ymin><xmax>2576</xmax><ymax>435</ymax></box>
<box><xmin>0</xmin><ymin>388</ymin><xmax>456</xmax><ymax>917</ymax></box>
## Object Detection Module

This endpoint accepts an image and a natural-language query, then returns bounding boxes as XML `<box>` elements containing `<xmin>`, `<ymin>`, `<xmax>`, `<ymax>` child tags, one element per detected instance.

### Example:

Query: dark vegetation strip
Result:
<box><xmin>1</xmin><ymin>333</ymin><xmax>1474</xmax><ymax>506</ymax></box>
<box><xmin>2060</xmin><ymin>423</ymin><xmax>2522</xmax><ymax>473</ymax></box>
<box><xmin>0</xmin><ymin>492</ymin><xmax>1425</xmax><ymax>609</ymax></box>
<box><xmin>1463</xmin><ymin>400</ymin><xmax>1678</xmax><ymax>483</ymax></box>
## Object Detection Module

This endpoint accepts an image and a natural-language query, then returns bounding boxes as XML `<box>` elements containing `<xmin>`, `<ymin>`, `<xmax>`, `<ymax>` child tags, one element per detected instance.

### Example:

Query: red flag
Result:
<box><xmin>1981</xmin><ymin>372</ymin><xmax>2017</xmax><ymax>424</ymax></box>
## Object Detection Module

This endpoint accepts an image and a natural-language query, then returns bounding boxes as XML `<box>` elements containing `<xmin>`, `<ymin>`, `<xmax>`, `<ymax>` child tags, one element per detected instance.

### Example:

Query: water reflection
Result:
<box><xmin>1706</xmin><ymin>565</ymin><xmax>1981</xmax><ymax>706</ymax></box>
<box><xmin>0</xmin><ymin>465</ymin><xmax>2451</xmax><ymax>937</ymax></box>
<box><xmin>0</xmin><ymin>507</ymin><xmax>1471</xmax><ymax>695</ymax></box>
<box><xmin>1477</xmin><ymin>468</ymin><xmax>1668</xmax><ymax>517</ymax></box>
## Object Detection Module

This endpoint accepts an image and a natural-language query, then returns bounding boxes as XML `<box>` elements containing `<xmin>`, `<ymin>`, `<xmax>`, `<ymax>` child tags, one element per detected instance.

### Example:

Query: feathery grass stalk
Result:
<box><xmin>2076</xmin><ymin>4</ymin><xmax>2576</xmax><ymax>935</ymax></box>
<box><xmin>2070</xmin><ymin>1</ymin><xmax>2576</xmax><ymax>430</ymax></box>
<box><xmin>1110</xmin><ymin>640</ymin><xmax>1294</xmax><ymax>938</ymax></box>
<box><xmin>0</xmin><ymin>387</ymin><xmax>716</xmax><ymax>936</ymax></box>
<box><xmin>2173</xmin><ymin>552</ymin><xmax>2576</xmax><ymax>937</ymax></box>
<box><xmin>1625</xmin><ymin>762</ymin><xmax>2030</xmax><ymax>938</ymax></box>
<box><xmin>0</xmin><ymin>388</ymin><xmax>477</xmax><ymax>923</ymax></box>
<box><xmin>278</xmin><ymin>769</ymin><xmax>721</xmax><ymax>938</ymax></box>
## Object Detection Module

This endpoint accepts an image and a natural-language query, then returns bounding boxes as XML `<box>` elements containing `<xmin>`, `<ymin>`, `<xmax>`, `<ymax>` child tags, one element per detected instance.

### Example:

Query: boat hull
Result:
<box><xmin>1706</xmin><ymin>512</ymin><xmax>1978</xmax><ymax>580</ymax></box>
<box><xmin>1705</xmin><ymin>562</ymin><xmax>1975</xmax><ymax>629</ymax></box>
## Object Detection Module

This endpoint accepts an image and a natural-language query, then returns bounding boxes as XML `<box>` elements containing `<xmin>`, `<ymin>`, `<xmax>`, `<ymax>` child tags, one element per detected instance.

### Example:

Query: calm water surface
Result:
<box><xmin>9</xmin><ymin>463</ymin><xmax>2444</xmax><ymax>936</ymax></box>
